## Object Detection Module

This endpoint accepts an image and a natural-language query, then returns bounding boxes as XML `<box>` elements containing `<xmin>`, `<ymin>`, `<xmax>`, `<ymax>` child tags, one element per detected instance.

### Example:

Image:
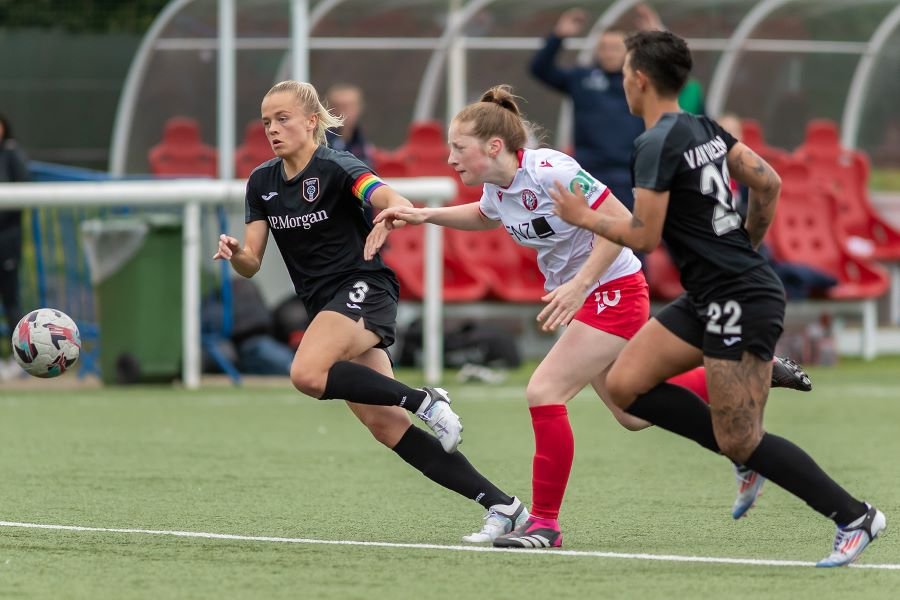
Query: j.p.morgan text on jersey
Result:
<box><xmin>267</xmin><ymin>210</ymin><xmax>329</xmax><ymax>230</ymax></box>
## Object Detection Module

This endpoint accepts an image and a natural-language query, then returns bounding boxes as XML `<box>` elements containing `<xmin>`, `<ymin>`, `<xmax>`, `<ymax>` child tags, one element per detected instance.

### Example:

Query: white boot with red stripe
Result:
<box><xmin>817</xmin><ymin>503</ymin><xmax>886</xmax><ymax>567</ymax></box>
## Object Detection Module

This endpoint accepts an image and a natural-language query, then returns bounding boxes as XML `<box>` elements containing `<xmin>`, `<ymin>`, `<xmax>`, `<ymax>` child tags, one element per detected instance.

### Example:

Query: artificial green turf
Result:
<box><xmin>0</xmin><ymin>358</ymin><xmax>898</xmax><ymax>599</ymax></box>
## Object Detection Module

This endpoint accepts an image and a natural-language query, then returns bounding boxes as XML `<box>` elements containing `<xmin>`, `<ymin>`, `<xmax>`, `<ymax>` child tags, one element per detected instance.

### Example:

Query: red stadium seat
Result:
<box><xmin>768</xmin><ymin>162</ymin><xmax>888</xmax><ymax>299</ymax></box>
<box><xmin>235</xmin><ymin>120</ymin><xmax>273</xmax><ymax>178</ymax></box>
<box><xmin>795</xmin><ymin>119</ymin><xmax>841</xmax><ymax>163</ymax></box>
<box><xmin>373</xmin><ymin>150</ymin><xmax>410</xmax><ymax>178</ymax></box>
<box><xmin>380</xmin><ymin>224</ymin><xmax>489</xmax><ymax>302</ymax></box>
<box><xmin>445</xmin><ymin>227</ymin><xmax>546</xmax><ymax>302</ymax></box>
<box><xmin>793</xmin><ymin>121</ymin><xmax>900</xmax><ymax>260</ymax></box>
<box><xmin>148</xmin><ymin>117</ymin><xmax>217</xmax><ymax>177</ymax></box>
<box><xmin>406</xmin><ymin>120</ymin><xmax>445</xmax><ymax>151</ymax></box>
<box><xmin>739</xmin><ymin>119</ymin><xmax>790</xmax><ymax>172</ymax></box>
<box><xmin>646</xmin><ymin>247</ymin><xmax>684</xmax><ymax>301</ymax></box>
<box><xmin>403</xmin><ymin>120</ymin><xmax>451</xmax><ymax>175</ymax></box>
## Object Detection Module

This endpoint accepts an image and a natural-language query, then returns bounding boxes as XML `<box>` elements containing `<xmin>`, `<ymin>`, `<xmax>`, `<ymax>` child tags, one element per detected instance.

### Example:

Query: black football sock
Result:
<box><xmin>625</xmin><ymin>383</ymin><xmax>720</xmax><ymax>452</ymax></box>
<box><xmin>321</xmin><ymin>361</ymin><xmax>428</xmax><ymax>412</ymax></box>
<box><xmin>743</xmin><ymin>433</ymin><xmax>868</xmax><ymax>525</ymax></box>
<box><xmin>628</xmin><ymin>384</ymin><xmax>868</xmax><ymax>525</ymax></box>
<box><xmin>393</xmin><ymin>425</ymin><xmax>513</xmax><ymax>509</ymax></box>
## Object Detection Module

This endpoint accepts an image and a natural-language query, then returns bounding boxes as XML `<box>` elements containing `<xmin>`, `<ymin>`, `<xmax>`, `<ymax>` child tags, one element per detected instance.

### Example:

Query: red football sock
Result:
<box><xmin>529</xmin><ymin>404</ymin><xmax>574</xmax><ymax>521</ymax></box>
<box><xmin>667</xmin><ymin>367</ymin><xmax>709</xmax><ymax>403</ymax></box>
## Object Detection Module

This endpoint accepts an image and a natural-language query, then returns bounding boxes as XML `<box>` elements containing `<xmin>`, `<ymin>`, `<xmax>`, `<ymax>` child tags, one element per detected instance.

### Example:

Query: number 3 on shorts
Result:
<box><xmin>349</xmin><ymin>281</ymin><xmax>369</xmax><ymax>304</ymax></box>
<box><xmin>706</xmin><ymin>300</ymin><xmax>742</xmax><ymax>335</ymax></box>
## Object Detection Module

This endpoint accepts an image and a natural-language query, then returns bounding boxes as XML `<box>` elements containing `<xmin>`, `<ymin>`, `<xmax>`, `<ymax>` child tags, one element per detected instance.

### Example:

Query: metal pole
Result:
<box><xmin>841</xmin><ymin>3</ymin><xmax>900</xmax><ymax>149</ymax></box>
<box><xmin>109</xmin><ymin>0</ymin><xmax>196</xmax><ymax>176</ymax></box>
<box><xmin>182</xmin><ymin>201</ymin><xmax>202</xmax><ymax>389</ymax></box>
<box><xmin>218</xmin><ymin>0</ymin><xmax>236</xmax><ymax>180</ymax></box>
<box><xmin>707</xmin><ymin>0</ymin><xmax>790</xmax><ymax>118</ymax></box>
<box><xmin>291</xmin><ymin>0</ymin><xmax>310</xmax><ymax>81</ymax></box>
<box><xmin>446</xmin><ymin>0</ymin><xmax>466</xmax><ymax>123</ymax></box>
<box><xmin>423</xmin><ymin>205</ymin><xmax>444</xmax><ymax>385</ymax></box>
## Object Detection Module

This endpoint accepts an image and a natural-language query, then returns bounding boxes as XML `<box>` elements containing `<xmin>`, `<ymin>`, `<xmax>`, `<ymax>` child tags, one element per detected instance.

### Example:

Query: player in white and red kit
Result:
<box><xmin>374</xmin><ymin>85</ymin><xmax>809</xmax><ymax>548</ymax></box>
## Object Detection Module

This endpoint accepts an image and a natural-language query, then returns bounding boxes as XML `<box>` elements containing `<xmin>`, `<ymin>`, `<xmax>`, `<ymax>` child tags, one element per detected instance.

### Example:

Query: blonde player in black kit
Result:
<box><xmin>551</xmin><ymin>32</ymin><xmax>885</xmax><ymax>567</ymax></box>
<box><xmin>214</xmin><ymin>80</ymin><xmax>527</xmax><ymax>543</ymax></box>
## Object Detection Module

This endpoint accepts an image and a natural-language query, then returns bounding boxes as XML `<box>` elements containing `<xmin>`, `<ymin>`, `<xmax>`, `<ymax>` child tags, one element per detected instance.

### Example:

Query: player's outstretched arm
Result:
<box><xmin>375</xmin><ymin>200</ymin><xmax>496</xmax><ymax>232</ymax></box>
<box><xmin>212</xmin><ymin>220</ymin><xmax>268</xmax><ymax>278</ymax></box>
<box><xmin>726</xmin><ymin>141</ymin><xmax>781</xmax><ymax>249</ymax></box>
<box><xmin>551</xmin><ymin>181</ymin><xmax>666</xmax><ymax>253</ymax></box>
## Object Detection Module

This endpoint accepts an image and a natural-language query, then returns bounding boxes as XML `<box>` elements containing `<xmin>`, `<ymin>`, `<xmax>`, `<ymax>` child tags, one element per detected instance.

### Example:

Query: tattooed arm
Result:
<box><xmin>551</xmin><ymin>180</ymin><xmax>668</xmax><ymax>253</ymax></box>
<box><xmin>726</xmin><ymin>142</ymin><xmax>781</xmax><ymax>250</ymax></box>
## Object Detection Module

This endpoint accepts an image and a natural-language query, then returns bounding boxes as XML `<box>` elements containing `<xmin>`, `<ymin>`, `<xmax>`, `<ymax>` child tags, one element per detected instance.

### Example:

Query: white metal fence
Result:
<box><xmin>0</xmin><ymin>177</ymin><xmax>456</xmax><ymax>388</ymax></box>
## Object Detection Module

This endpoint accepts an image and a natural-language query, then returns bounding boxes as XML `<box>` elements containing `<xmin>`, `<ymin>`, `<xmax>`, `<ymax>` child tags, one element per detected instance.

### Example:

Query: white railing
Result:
<box><xmin>0</xmin><ymin>177</ymin><xmax>456</xmax><ymax>388</ymax></box>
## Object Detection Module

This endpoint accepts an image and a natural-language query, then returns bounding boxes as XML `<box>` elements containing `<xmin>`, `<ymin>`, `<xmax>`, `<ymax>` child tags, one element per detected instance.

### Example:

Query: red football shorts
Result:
<box><xmin>572</xmin><ymin>271</ymin><xmax>650</xmax><ymax>340</ymax></box>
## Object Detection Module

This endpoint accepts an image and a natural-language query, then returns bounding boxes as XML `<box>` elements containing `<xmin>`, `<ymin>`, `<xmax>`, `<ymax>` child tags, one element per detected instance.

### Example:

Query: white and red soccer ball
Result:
<box><xmin>10</xmin><ymin>308</ymin><xmax>81</xmax><ymax>378</ymax></box>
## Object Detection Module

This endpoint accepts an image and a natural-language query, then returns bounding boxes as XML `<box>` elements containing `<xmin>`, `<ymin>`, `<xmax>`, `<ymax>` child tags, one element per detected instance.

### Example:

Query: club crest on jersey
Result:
<box><xmin>521</xmin><ymin>189</ymin><xmax>538</xmax><ymax>211</ymax></box>
<box><xmin>302</xmin><ymin>178</ymin><xmax>320</xmax><ymax>202</ymax></box>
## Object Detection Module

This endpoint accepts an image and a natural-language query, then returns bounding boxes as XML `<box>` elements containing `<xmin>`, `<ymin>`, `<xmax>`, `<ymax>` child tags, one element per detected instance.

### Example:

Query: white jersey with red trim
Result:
<box><xmin>479</xmin><ymin>148</ymin><xmax>641</xmax><ymax>293</ymax></box>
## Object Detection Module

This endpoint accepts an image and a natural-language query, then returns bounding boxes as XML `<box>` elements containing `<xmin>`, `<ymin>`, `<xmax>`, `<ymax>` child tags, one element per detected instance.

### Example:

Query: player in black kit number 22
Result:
<box><xmin>551</xmin><ymin>31</ymin><xmax>884</xmax><ymax>567</ymax></box>
<box><xmin>213</xmin><ymin>80</ymin><xmax>528</xmax><ymax>543</ymax></box>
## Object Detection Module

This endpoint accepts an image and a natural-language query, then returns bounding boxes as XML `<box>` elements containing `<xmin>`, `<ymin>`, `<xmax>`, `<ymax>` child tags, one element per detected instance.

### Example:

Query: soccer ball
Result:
<box><xmin>10</xmin><ymin>308</ymin><xmax>81</xmax><ymax>378</ymax></box>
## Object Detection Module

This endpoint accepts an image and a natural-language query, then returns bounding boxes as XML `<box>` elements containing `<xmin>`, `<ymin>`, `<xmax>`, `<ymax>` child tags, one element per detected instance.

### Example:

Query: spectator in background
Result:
<box><xmin>325</xmin><ymin>83</ymin><xmax>375</xmax><ymax>223</ymax></box>
<box><xmin>325</xmin><ymin>83</ymin><xmax>373</xmax><ymax>166</ymax></box>
<box><xmin>530</xmin><ymin>8</ymin><xmax>643</xmax><ymax>210</ymax></box>
<box><xmin>530</xmin><ymin>4</ymin><xmax>705</xmax><ymax>211</ymax></box>
<box><xmin>0</xmin><ymin>113</ymin><xmax>29</xmax><ymax>380</ymax></box>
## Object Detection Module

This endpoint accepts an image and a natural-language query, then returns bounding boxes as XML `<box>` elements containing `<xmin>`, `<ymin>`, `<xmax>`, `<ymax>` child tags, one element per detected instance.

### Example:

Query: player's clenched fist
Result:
<box><xmin>213</xmin><ymin>233</ymin><xmax>241</xmax><ymax>260</ymax></box>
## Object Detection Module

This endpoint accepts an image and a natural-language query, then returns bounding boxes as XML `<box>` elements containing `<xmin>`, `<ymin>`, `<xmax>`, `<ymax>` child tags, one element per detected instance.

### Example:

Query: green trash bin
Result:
<box><xmin>81</xmin><ymin>215</ymin><xmax>182</xmax><ymax>384</ymax></box>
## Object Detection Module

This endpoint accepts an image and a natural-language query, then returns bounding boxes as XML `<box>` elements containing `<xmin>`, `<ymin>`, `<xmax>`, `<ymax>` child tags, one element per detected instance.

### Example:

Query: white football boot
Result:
<box><xmin>416</xmin><ymin>387</ymin><xmax>463</xmax><ymax>453</ymax></box>
<box><xmin>462</xmin><ymin>497</ymin><xmax>529</xmax><ymax>543</ymax></box>
<box><xmin>817</xmin><ymin>503</ymin><xmax>886</xmax><ymax>567</ymax></box>
<box><xmin>732</xmin><ymin>464</ymin><xmax>765</xmax><ymax>519</ymax></box>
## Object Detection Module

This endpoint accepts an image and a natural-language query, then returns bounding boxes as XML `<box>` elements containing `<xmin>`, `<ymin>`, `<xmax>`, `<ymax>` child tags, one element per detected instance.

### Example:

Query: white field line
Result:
<box><xmin>1</xmin><ymin>520</ymin><xmax>897</xmax><ymax>570</ymax></box>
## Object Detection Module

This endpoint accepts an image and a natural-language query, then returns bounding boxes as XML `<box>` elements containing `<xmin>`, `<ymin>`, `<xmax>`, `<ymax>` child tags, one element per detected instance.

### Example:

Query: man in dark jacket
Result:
<box><xmin>530</xmin><ymin>8</ymin><xmax>644</xmax><ymax>210</ymax></box>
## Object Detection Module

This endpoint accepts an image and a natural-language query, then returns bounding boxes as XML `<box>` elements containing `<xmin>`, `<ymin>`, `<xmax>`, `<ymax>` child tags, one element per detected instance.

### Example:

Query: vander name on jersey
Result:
<box><xmin>682</xmin><ymin>135</ymin><xmax>728</xmax><ymax>170</ymax></box>
<box><xmin>267</xmin><ymin>210</ymin><xmax>329</xmax><ymax>230</ymax></box>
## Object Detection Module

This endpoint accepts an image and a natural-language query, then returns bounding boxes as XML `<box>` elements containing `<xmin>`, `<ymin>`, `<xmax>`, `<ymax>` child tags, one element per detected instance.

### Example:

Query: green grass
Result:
<box><xmin>871</xmin><ymin>168</ymin><xmax>900</xmax><ymax>191</ymax></box>
<box><xmin>1</xmin><ymin>359</ymin><xmax>899</xmax><ymax>599</ymax></box>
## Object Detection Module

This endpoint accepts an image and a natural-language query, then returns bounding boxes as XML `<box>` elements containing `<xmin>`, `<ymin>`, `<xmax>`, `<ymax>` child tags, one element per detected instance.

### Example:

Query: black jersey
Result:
<box><xmin>631</xmin><ymin>112</ymin><xmax>771</xmax><ymax>297</ymax></box>
<box><xmin>245</xmin><ymin>145</ymin><xmax>398</xmax><ymax>306</ymax></box>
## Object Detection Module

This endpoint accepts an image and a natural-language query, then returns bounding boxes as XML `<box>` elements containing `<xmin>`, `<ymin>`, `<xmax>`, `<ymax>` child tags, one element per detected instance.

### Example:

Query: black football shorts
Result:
<box><xmin>656</xmin><ymin>268</ymin><xmax>785</xmax><ymax>361</ymax></box>
<box><xmin>316</xmin><ymin>277</ymin><xmax>399</xmax><ymax>349</ymax></box>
